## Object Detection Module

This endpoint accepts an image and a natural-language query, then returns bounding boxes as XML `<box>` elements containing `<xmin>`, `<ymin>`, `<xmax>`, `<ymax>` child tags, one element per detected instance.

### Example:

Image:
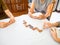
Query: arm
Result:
<box><xmin>44</xmin><ymin>0</ymin><xmax>56</xmax><ymax>18</ymax></box>
<box><xmin>43</xmin><ymin>22</ymin><xmax>59</xmax><ymax>29</ymax></box>
<box><xmin>2</xmin><ymin>0</ymin><xmax>15</xmax><ymax>24</ymax></box>
<box><xmin>50</xmin><ymin>28</ymin><xmax>60</xmax><ymax>43</ymax></box>
<box><xmin>29</xmin><ymin>3</ymin><xmax>41</xmax><ymax>19</ymax></box>
<box><xmin>34</xmin><ymin>1</ymin><xmax>55</xmax><ymax>19</ymax></box>
<box><xmin>4</xmin><ymin>9</ymin><xmax>15</xmax><ymax>24</ymax></box>
<box><xmin>29</xmin><ymin>1</ymin><xmax>39</xmax><ymax>19</ymax></box>
<box><xmin>37</xmin><ymin>0</ymin><xmax>56</xmax><ymax>19</ymax></box>
<box><xmin>0</xmin><ymin>9</ymin><xmax>15</xmax><ymax>28</ymax></box>
<box><xmin>29</xmin><ymin>1</ymin><xmax>35</xmax><ymax>14</ymax></box>
<box><xmin>44</xmin><ymin>3</ymin><xmax>54</xmax><ymax>18</ymax></box>
<box><xmin>0</xmin><ymin>0</ymin><xmax>15</xmax><ymax>28</ymax></box>
<box><xmin>54</xmin><ymin>37</ymin><xmax>60</xmax><ymax>43</ymax></box>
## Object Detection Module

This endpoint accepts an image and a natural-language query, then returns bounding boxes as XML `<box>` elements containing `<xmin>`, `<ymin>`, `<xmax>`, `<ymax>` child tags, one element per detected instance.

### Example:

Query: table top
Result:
<box><xmin>0</xmin><ymin>12</ymin><xmax>60</xmax><ymax>45</ymax></box>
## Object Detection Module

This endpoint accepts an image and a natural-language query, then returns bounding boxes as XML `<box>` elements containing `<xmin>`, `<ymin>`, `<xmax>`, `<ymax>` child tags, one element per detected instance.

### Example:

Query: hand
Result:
<box><xmin>43</xmin><ymin>22</ymin><xmax>53</xmax><ymax>29</ymax></box>
<box><xmin>30</xmin><ymin>15</ymin><xmax>38</xmax><ymax>19</ymax></box>
<box><xmin>0</xmin><ymin>17</ymin><xmax>15</xmax><ymax>28</ymax></box>
<box><xmin>38</xmin><ymin>15</ymin><xmax>46</xmax><ymax>20</ymax></box>
<box><xmin>29</xmin><ymin>12</ymin><xmax>38</xmax><ymax>19</ymax></box>
<box><xmin>9</xmin><ymin>17</ymin><xmax>15</xmax><ymax>24</ymax></box>
<box><xmin>0</xmin><ymin>22</ymin><xmax>9</xmax><ymax>28</ymax></box>
<box><xmin>29</xmin><ymin>8</ymin><xmax>34</xmax><ymax>14</ymax></box>
<box><xmin>50</xmin><ymin>28</ymin><xmax>57</xmax><ymax>39</ymax></box>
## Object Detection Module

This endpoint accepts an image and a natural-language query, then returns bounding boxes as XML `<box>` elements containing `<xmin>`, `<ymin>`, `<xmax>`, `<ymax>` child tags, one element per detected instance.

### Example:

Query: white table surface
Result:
<box><xmin>0</xmin><ymin>12</ymin><xmax>60</xmax><ymax>45</ymax></box>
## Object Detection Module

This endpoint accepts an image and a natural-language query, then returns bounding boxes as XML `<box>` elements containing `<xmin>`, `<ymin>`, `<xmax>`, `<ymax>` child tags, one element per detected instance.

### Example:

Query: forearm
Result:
<box><xmin>53</xmin><ymin>36</ymin><xmax>60</xmax><ymax>43</ymax></box>
<box><xmin>51</xmin><ymin>21</ymin><xmax>60</xmax><ymax>27</ymax></box>
<box><xmin>45</xmin><ymin>3</ymin><xmax>54</xmax><ymax>18</ymax></box>
<box><xmin>52</xmin><ymin>22</ymin><xmax>59</xmax><ymax>27</ymax></box>
<box><xmin>4</xmin><ymin>9</ymin><xmax>15</xmax><ymax>24</ymax></box>
<box><xmin>56</xmin><ymin>38</ymin><xmax>60</xmax><ymax>43</ymax></box>
<box><xmin>29</xmin><ymin>1</ymin><xmax>35</xmax><ymax>14</ymax></box>
<box><xmin>4</xmin><ymin>9</ymin><xmax>14</xmax><ymax>18</ymax></box>
<box><xmin>29</xmin><ymin>8</ymin><xmax>34</xmax><ymax>14</ymax></box>
<box><xmin>29</xmin><ymin>12</ymin><xmax>39</xmax><ymax>19</ymax></box>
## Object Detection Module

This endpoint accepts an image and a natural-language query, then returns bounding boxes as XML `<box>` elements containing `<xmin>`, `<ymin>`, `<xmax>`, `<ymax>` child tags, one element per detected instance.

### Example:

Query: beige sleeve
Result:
<box><xmin>2</xmin><ymin>0</ymin><xmax>8</xmax><ymax>10</ymax></box>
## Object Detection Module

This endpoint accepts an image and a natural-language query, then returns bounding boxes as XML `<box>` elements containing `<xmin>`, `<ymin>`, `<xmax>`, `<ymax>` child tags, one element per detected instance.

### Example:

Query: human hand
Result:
<box><xmin>29</xmin><ymin>12</ymin><xmax>38</xmax><ymax>19</ymax></box>
<box><xmin>0</xmin><ymin>17</ymin><xmax>15</xmax><ymax>28</ymax></box>
<box><xmin>0</xmin><ymin>22</ymin><xmax>9</xmax><ymax>28</ymax></box>
<box><xmin>29</xmin><ymin>8</ymin><xmax>38</xmax><ymax>19</ymax></box>
<box><xmin>43</xmin><ymin>22</ymin><xmax>53</xmax><ymax>29</ymax></box>
<box><xmin>29</xmin><ymin>8</ymin><xmax>34</xmax><ymax>13</ymax></box>
<box><xmin>50</xmin><ymin>27</ymin><xmax>57</xmax><ymax>39</ymax></box>
<box><xmin>9</xmin><ymin>17</ymin><xmax>15</xmax><ymax>24</ymax></box>
<box><xmin>38</xmin><ymin>15</ymin><xmax>46</xmax><ymax>20</ymax></box>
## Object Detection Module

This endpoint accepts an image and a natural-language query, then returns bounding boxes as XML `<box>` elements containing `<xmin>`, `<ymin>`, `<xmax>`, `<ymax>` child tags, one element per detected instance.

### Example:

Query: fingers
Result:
<box><xmin>0</xmin><ymin>18</ymin><xmax>15</xmax><ymax>28</ymax></box>
<box><xmin>43</xmin><ymin>22</ymin><xmax>49</xmax><ymax>29</ymax></box>
<box><xmin>0</xmin><ymin>22</ymin><xmax>9</xmax><ymax>28</ymax></box>
<box><xmin>9</xmin><ymin>18</ymin><xmax>15</xmax><ymax>25</ymax></box>
<box><xmin>43</xmin><ymin>22</ymin><xmax>53</xmax><ymax>29</ymax></box>
<box><xmin>29</xmin><ymin>8</ymin><xmax>34</xmax><ymax>14</ymax></box>
<box><xmin>50</xmin><ymin>27</ymin><xmax>57</xmax><ymax>35</ymax></box>
<box><xmin>50</xmin><ymin>27</ymin><xmax>56</xmax><ymax>31</ymax></box>
<box><xmin>50</xmin><ymin>27</ymin><xmax>57</xmax><ymax>39</ymax></box>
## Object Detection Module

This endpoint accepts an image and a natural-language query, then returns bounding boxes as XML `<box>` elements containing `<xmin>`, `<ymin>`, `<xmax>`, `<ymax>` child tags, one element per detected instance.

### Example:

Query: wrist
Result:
<box><xmin>44</xmin><ymin>16</ymin><xmax>46</xmax><ymax>19</ymax></box>
<box><xmin>9</xmin><ymin>19</ymin><xmax>15</xmax><ymax>24</ymax></box>
<box><xmin>41</xmin><ymin>15</ymin><xmax>46</xmax><ymax>19</ymax></box>
<box><xmin>52</xmin><ymin>22</ymin><xmax>58</xmax><ymax>27</ymax></box>
<box><xmin>10</xmin><ymin>16</ymin><xmax>15</xmax><ymax>19</ymax></box>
